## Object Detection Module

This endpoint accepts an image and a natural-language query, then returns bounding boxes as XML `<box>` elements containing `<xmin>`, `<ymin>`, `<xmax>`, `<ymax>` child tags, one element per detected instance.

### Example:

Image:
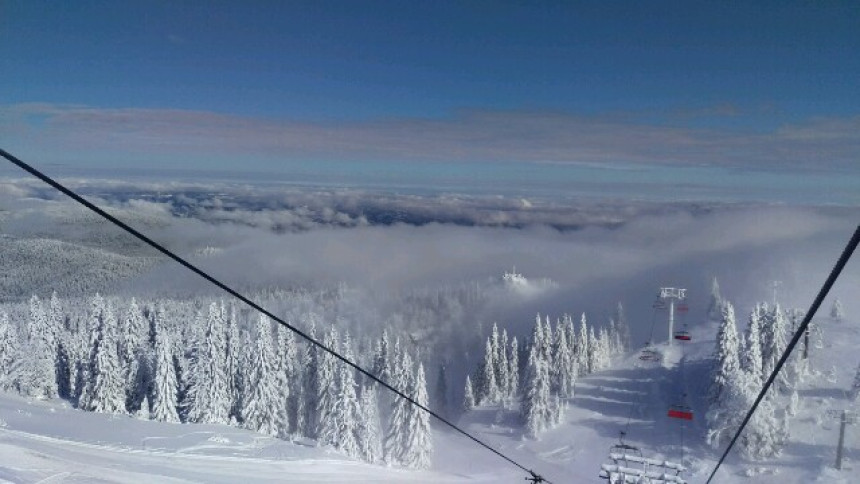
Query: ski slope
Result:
<box><xmin>0</xmin><ymin>312</ymin><xmax>857</xmax><ymax>483</ymax></box>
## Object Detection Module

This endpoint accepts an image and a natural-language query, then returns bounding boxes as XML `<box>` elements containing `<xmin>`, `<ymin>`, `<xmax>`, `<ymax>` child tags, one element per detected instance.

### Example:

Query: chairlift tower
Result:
<box><xmin>659</xmin><ymin>288</ymin><xmax>687</xmax><ymax>346</ymax></box>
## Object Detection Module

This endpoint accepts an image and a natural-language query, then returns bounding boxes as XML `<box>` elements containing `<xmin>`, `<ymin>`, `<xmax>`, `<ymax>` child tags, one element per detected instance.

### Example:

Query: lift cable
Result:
<box><xmin>0</xmin><ymin>148</ymin><xmax>552</xmax><ymax>484</ymax></box>
<box><xmin>705</xmin><ymin>225</ymin><xmax>860</xmax><ymax>483</ymax></box>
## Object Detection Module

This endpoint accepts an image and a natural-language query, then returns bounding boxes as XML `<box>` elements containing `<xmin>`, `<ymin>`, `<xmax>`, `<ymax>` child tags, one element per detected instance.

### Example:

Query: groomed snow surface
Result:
<box><xmin>1</xmin><ymin>314</ymin><xmax>857</xmax><ymax>483</ymax></box>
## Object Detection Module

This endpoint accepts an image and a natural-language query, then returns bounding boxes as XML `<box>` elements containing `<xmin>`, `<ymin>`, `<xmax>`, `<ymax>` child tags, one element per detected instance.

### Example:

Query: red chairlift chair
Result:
<box><xmin>673</xmin><ymin>330</ymin><xmax>691</xmax><ymax>341</ymax></box>
<box><xmin>667</xmin><ymin>404</ymin><xmax>693</xmax><ymax>420</ymax></box>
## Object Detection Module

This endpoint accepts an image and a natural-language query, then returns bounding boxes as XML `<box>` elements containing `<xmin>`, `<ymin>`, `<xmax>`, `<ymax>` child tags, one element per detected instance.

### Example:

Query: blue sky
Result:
<box><xmin>1</xmin><ymin>1</ymin><xmax>859</xmax><ymax>202</ymax></box>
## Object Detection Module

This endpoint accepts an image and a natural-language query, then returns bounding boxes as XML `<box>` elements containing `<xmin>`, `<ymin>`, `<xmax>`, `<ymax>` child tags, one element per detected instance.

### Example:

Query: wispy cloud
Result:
<box><xmin>2</xmin><ymin>103</ymin><xmax>858</xmax><ymax>172</ymax></box>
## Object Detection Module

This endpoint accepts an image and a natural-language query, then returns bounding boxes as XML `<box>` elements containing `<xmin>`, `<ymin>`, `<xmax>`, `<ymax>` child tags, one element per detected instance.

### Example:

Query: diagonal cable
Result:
<box><xmin>705</xmin><ymin>225</ymin><xmax>860</xmax><ymax>483</ymax></box>
<box><xmin>0</xmin><ymin>148</ymin><xmax>551</xmax><ymax>484</ymax></box>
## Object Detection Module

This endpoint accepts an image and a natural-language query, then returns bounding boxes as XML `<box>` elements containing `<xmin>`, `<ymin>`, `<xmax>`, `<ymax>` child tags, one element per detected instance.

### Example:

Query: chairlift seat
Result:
<box><xmin>673</xmin><ymin>331</ymin><xmax>691</xmax><ymax>341</ymax></box>
<box><xmin>676</xmin><ymin>304</ymin><xmax>689</xmax><ymax>312</ymax></box>
<box><xmin>667</xmin><ymin>405</ymin><xmax>693</xmax><ymax>420</ymax></box>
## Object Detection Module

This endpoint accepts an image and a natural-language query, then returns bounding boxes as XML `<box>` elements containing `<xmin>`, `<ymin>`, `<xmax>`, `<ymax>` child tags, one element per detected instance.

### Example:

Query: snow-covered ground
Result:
<box><xmin>1</xmin><ymin>309</ymin><xmax>856</xmax><ymax>483</ymax></box>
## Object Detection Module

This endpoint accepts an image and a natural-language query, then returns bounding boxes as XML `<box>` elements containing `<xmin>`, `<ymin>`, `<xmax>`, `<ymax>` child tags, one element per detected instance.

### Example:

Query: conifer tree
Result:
<box><xmin>223</xmin><ymin>301</ymin><xmax>242</xmax><ymax>421</ymax></box>
<box><xmin>358</xmin><ymin>385</ymin><xmax>382</xmax><ymax>463</ymax></box>
<box><xmin>121</xmin><ymin>298</ymin><xmax>150</xmax><ymax>412</ymax></box>
<box><xmin>761</xmin><ymin>304</ymin><xmax>792</xmax><ymax>393</ymax></box>
<box><xmin>385</xmin><ymin>350</ymin><xmax>412</xmax><ymax>465</ymax></box>
<box><xmin>497</xmin><ymin>328</ymin><xmax>510</xmax><ymax>400</ymax></box>
<box><xmin>463</xmin><ymin>375</ymin><xmax>475</xmax><ymax>411</ymax></box>
<box><xmin>552</xmin><ymin>322</ymin><xmax>574</xmax><ymax>398</ymax></box>
<box><xmin>850</xmin><ymin>362</ymin><xmax>860</xmax><ymax>402</ymax></box>
<box><xmin>739</xmin><ymin>384</ymin><xmax>788</xmax><ymax>459</ymax></box>
<box><xmin>522</xmin><ymin>341</ymin><xmax>551</xmax><ymax>438</ymax></box>
<box><xmin>332</xmin><ymin>332</ymin><xmax>361</xmax><ymax>457</ymax></box>
<box><xmin>241</xmin><ymin>314</ymin><xmax>280</xmax><ymax>436</ymax></box>
<box><xmin>0</xmin><ymin>312</ymin><xmax>19</xmax><ymax>390</ymax></box>
<box><xmin>85</xmin><ymin>302</ymin><xmax>126</xmax><ymax>414</ymax></box>
<box><xmin>275</xmin><ymin>326</ymin><xmax>297</xmax><ymax>436</ymax></box>
<box><xmin>151</xmin><ymin>329</ymin><xmax>180</xmax><ymax>423</ymax></box>
<box><xmin>744</xmin><ymin>306</ymin><xmax>764</xmax><ymax>387</ymax></box>
<box><xmin>576</xmin><ymin>313</ymin><xmax>589</xmax><ymax>376</ymax></box>
<box><xmin>587</xmin><ymin>326</ymin><xmax>599</xmax><ymax>374</ymax></box>
<box><xmin>316</xmin><ymin>325</ymin><xmax>340</xmax><ymax>446</ymax></box>
<box><xmin>508</xmin><ymin>337</ymin><xmax>519</xmax><ymax>398</ymax></box>
<box><xmin>706</xmin><ymin>302</ymin><xmax>747</xmax><ymax>448</ymax></box>
<box><xmin>708</xmin><ymin>302</ymin><xmax>742</xmax><ymax>405</ymax></box>
<box><xmin>186</xmin><ymin>303</ymin><xmax>230</xmax><ymax>424</ymax></box>
<box><xmin>401</xmin><ymin>363</ymin><xmax>432</xmax><ymax>469</ymax></box>
<box><xmin>480</xmin><ymin>338</ymin><xmax>499</xmax><ymax>404</ymax></box>
<box><xmin>831</xmin><ymin>298</ymin><xmax>845</xmax><ymax>321</ymax></box>
<box><xmin>372</xmin><ymin>329</ymin><xmax>391</xmax><ymax>382</ymax></box>
<box><xmin>614</xmin><ymin>303</ymin><xmax>631</xmax><ymax>352</ymax></box>
<box><xmin>302</xmin><ymin>322</ymin><xmax>319</xmax><ymax>437</ymax></box>
<box><xmin>17</xmin><ymin>295</ymin><xmax>58</xmax><ymax>399</ymax></box>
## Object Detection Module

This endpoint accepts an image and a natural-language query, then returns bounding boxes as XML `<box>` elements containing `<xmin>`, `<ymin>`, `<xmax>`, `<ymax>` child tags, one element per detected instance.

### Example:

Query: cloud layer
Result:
<box><xmin>3</xmin><ymin>103</ymin><xmax>859</xmax><ymax>172</ymax></box>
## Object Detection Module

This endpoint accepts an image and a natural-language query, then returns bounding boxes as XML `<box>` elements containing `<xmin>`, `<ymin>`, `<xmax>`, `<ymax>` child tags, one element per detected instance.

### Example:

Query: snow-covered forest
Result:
<box><xmin>1</xmin><ymin>182</ymin><xmax>859</xmax><ymax>482</ymax></box>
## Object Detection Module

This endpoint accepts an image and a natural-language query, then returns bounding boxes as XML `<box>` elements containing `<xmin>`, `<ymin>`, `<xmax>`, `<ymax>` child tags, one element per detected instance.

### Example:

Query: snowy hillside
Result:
<box><xmin>1</xmin><ymin>305</ymin><xmax>857</xmax><ymax>483</ymax></box>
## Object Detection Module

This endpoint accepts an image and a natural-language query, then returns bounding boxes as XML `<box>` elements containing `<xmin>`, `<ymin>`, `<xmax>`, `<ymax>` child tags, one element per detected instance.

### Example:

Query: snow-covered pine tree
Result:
<box><xmin>831</xmin><ymin>298</ymin><xmax>845</xmax><ymax>322</ymax></box>
<box><xmin>542</xmin><ymin>315</ymin><xmax>553</xmax><ymax>365</ymax></box>
<box><xmin>508</xmin><ymin>337</ymin><xmax>519</xmax><ymax>399</ymax></box>
<box><xmin>552</xmin><ymin>321</ymin><xmax>574</xmax><ymax>398</ymax></box>
<box><xmin>577</xmin><ymin>313</ymin><xmax>589</xmax><ymax>376</ymax></box>
<box><xmin>708</xmin><ymin>302</ymin><xmax>742</xmax><ymax>405</ymax></box>
<box><xmin>608</xmin><ymin>318</ymin><xmax>622</xmax><ymax>356</ymax></box>
<box><xmin>241</xmin><ymin>314</ymin><xmax>280</xmax><ymax>436</ymax></box>
<box><xmin>744</xmin><ymin>306</ymin><xmax>764</xmax><ymax>387</ymax></box>
<box><xmin>739</xmin><ymin>384</ymin><xmax>788</xmax><ymax>459</ymax></box>
<box><xmin>463</xmin><ymin>375</ymin><xmax>475</xmax><ymax>411</ymax></box>
<box><xmin>384</xmin><ymin>350</ymin><xmax>412</xmax><ymax>465</ymax></box>
<box><xmin>185</xmin><ymin>302</ymin><xmax>230</xmax><ymax>424</ymax></box>
<box><xmin>586</xmin><ymin>326</ymin><xmax>598</xmax><ymax>375</ymax></box>
<box><xmin>521</xmin><ymin>338</ymin><xmax>552</xmax><ymax>438</ymax></box>
<box><xmin>358</xmin><ymin>385</ymin><xmax>382</xmax><ymax>464</ymax></box>
<box><xmin>497</xmin><ymin>328</ymin><xmax>510</xmax><ymax>401</ymax></box>
<box><xmin>614</xmin><ymin>303</ymin><xmax>631</xmax><ymax>352</ymax></box>
<box><xmin>121</xmin><ymin>297</ymin><xmax>150</xmax><ymax>413</ymax></box>
<box><xmin>17</xmin><ymin>295</ymin><xmax>58</xmax><ymax>399</ymax></box>
<box><xmin>0</xmin><ymin>312</ymin><xmax>19</xmax><ymax>390</ymax></box>
<box><xmin>151</xmin><ymin>328</ymin><xmax>180</xmax><ymax>423</ymax></box>
<box><xmin>706</xmin><ymin>301</ymin><xmax>746</xmax><ymax>448</ymax></box>
<box><xmin>316</xmin><ymin>325</ymin><xmax>341</xmax><ymax>446</ymax></box>
<box><xmin>47</xmin><ymin>292</ymin><xmax>71</xmax><ymax>398</ymax></box>
<box><xmin>86</xmin><ymin>302</ymin><xmax>126</xmax><ymax>414</ymax></box>
<box><xmin>372</xmin><ymin>328</ymin><xmax>391</xmax><ymax>382</ymax></box>
<box><xmin>223</xmin><ymin>301</ymin><xmax>242</xmax><ymax>421</ymax></box>
<box><xmin>401</xmin><ymin>362</ymin><xmax>432</xmax><ymax>469</ymax></box>
<box><xmin>707</xmin><ymin>277</ymin><xmax>723</xmax><ymax>321</ymax></box>
<box><xmin>301</xmin><ymin>322</ymin><xmax>319</xmax><ymax>437</ymax></box>
<box><xmin>480</xmin><ymin>338</ymin><xmax>500</xmax><ymax>404</ymax></box>
<box><xmin>330</xmin><ymin>332</ymin><xmax>361</xmax><ymax>457</ymax></box>
<box><xmin>761</xmin><ymin>303</ymin><xmax>792</xmax><ymax>394</ymax></box>
<box><xmin>275</xmin><ymin>325</ymin><xmax>297</xmax><ymax>436</ymax></box>
<box><xmin>598</xmin><ymin>327</ymin><xmax>612</xmax><ymax>371</ymax></box>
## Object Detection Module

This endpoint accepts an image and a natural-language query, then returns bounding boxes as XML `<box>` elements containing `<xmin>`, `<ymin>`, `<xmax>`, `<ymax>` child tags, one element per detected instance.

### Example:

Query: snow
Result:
<box><xmin>1</xmin><ymin>310</ymin><xmax>858</xmax><ymax>482</ymax></box>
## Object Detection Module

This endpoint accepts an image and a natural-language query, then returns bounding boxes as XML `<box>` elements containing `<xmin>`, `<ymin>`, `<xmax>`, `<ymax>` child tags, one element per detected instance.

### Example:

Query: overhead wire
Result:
<box><xmin>0</xmin><ymin>148</ymin><xmax>552</xmax><ymax>484</ymax></box>
<box><xmin>705</xmin><ymin>225</ymin><xmax>860</xmax><ymax>483</ymax></box>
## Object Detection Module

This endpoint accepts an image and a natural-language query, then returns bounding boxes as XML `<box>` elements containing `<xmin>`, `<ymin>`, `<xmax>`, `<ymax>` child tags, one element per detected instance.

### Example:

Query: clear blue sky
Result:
<box><xmin>1</xmin><ymin>1</ymin><xmax>859</xmax><ymax>202</ymax></box>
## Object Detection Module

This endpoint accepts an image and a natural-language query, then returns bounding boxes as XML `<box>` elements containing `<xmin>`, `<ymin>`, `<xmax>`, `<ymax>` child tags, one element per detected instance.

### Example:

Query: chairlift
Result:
<box><xmin>676</xmin><ymin>303</ymin><xmax>689</xmax><ymax>313</ymax></box>
<box><xmin>609</xmin><ymin>431</ymin><xmax>643</xmax><ymax>459</ymax></box>
<box><xmin>667</xmin><ymin>403</ymin><xmax>693</xmax><ymax>421</ymax></box>
<box><xmin>638</xmin><ymin>345</ymin><xmax>661</xmax><ymax>362</ymax></box>
<box><xmin>673</xmin><ymin>330</ymin><xmax>691</xmax><ymax>341</ymax></box>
